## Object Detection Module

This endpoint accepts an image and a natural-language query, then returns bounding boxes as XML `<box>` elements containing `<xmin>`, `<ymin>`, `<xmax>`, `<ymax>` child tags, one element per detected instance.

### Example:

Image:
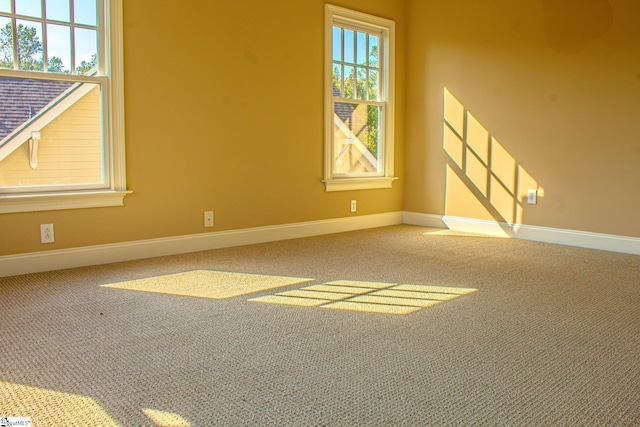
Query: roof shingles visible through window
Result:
<box><xmin>0</xmin><ymin>76</ymin><xmax>74</xmax><ymax>142</ymax></box>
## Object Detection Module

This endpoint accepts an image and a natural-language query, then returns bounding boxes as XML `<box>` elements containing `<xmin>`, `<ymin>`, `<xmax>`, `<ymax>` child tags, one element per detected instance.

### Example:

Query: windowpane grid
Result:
<box><xmin>46</xmin><ymin>0</ymin><xmax>71</xmax><ymax>22</ymax></box>
<box><xmin>46</xmin><ymin>23</ymin><xmax>70</xmax><ymax>72</ymax></box>
<box><xmin>15</xmin><ymin>0</ymin><xmax>42</xmax><ymax>18</ymax></box>
<box><xmin>0</xmin><ymin>0</ymin><xmax>11</xmax><ymax>13</ymax></box>
<box><xmin>0</xmin><ymin>0</ymin><xmax>108</xmax><ymax>195</ymax></box>
<box><xmin>0</xmin><ymin>15</ymin><xmax>13</xmax><ymax>67</ymax></box>
<box><xmin>16</xmin><ymin>19</ymin><xmax>44</xmax><ymax>71</ymax></box>
<box><xmin>331</xmin><ymin>20</ymin><xmax>385</xmax><ymax>176</ymax></box>
<box><xmin>332</xmin><ymin>26</ymin><xmax>380</xmax><ymax>103</ymax></box>
<box><xmin>0</xmin><ymin>0</ymin><xmax>99</xmax><ymax>75</ymax></box>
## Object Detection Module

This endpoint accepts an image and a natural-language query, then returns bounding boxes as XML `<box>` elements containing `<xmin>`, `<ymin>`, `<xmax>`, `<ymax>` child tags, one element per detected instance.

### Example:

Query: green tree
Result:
<box><xmin>0</xmin><ymin>22</ymin><xmax>65</xmax><ymax>72</ymax></box>
<box><xmin>332</xmin><ymin>45</ymin><xmax>380</xmax><ymax>156</ymax></box>
<box><xmin>76</xmin><ymin>53</ymin><xmax>97</xmax><ymax>75</ymax></box>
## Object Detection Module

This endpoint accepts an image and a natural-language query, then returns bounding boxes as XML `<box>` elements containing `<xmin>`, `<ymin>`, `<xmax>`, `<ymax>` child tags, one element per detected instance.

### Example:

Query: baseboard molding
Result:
<box><xmin>507</xmin><ymin>222</ymin><xmax>640</xmax><ymax>255</ymax></box>
<box><xmin>402</xmin><ymin>211</ymin><xmax>447</xmax><ymax>229</ymax></box>
<box><xmin>3</xmin><ymin>211</ymin><xmax>638</xmax><ymax>278</ymax></box>
<box><xmin>405</xmin><ymin>212</ymin><xmax>640</xmax><ymax>256</ymax></box>
<box><xmin>0</xmin><ymin>212</ymin><xmax>404</xmax><ymax>278</ymax></box>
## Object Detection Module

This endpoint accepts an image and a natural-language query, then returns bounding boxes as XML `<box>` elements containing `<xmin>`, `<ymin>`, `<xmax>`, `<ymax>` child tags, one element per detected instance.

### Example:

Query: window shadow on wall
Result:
<box><xmin>442</xmin><ymin>88</ymin><xmax>542</xmax><ymax>237</ymax></box>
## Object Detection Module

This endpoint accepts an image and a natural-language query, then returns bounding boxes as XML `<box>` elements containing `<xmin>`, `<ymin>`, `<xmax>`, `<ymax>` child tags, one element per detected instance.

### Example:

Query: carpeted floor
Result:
<box><xmin>1</xmin><ymin>225</ymin><xmax>639</xmax><ymax>426</ymax></box>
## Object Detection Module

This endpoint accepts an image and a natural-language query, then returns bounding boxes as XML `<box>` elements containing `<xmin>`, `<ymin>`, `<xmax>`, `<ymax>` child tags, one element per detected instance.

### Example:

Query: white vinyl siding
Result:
<box><xmin>0</xmin><ymin>86</ymin><xmax>102</xmax><ymax>186</ymax></box>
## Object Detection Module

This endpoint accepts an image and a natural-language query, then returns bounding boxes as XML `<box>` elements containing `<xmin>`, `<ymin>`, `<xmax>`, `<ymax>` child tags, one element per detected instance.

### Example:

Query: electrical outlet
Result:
<box><xmin>527</xmin><ymin>189</ymin><xmax>537</xmax><ymax>205</ymax></box>
<box><xmin>40</xmin><ymin>224</ymin><xmax>54</xmax><ymax>243</ymax></box>
<box><xmin>350</xmin><ymin>200</ymin><xmax>357</xmax><ymax>213</ymax></box>
<box><xmin>204</xmin><ymin>211</ymin><xmax>214</xmax><ymax>227</ymax></box>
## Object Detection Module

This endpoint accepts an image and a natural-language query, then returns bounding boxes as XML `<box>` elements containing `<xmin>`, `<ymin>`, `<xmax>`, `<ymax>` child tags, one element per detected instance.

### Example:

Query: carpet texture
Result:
<box><xmin>0</xmin><ymin>225</ymin><xmax>639</xmax><ymax>426</ymax></box>
<box><xmin>250</xmin><ymin>280</ymin><xmax>477</xmax><ymax>314</ymax></box>
<box><xmin>101</xmin><ymin>270</ymin><xmax>313</xmax><ymax>300</ymax></box>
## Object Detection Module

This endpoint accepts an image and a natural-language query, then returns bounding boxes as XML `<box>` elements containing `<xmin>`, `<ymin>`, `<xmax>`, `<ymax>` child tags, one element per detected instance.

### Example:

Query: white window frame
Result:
<box><xmin>0</xmin><ymin>0</ymin><xmax>128</xmax><ymax>213</ymax></box>
<box><xmin>324</xmin><ymin>4</ymin><xmax>396</xmax><ymax>192</ymax></box>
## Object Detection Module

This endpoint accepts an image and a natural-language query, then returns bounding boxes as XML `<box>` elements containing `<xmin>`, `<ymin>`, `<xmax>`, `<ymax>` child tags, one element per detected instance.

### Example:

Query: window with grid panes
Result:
<box><xmin>324</xmin><ymin>5</ymin><xmax>396</xmax><ymax>191</ymax></box>
<box><xmin>0</xmin><ymin>0</ymin><xmax>127</xmax><ymax>213</ymax></box>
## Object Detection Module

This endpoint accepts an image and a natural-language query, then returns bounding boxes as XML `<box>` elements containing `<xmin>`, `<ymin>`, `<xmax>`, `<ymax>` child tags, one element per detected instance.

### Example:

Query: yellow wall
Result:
<box><xmin>404</xmin><ymin>0</ymin><xmax>640</xmax><ymax>238</ymax></box>
<box><xmin>3</xmin><ymin>0</ymin><xmax>639</xmax><ymax>258</ymax></box>
<box><xmin>0</xmin><ymin>0</ymin><xmax>405</xmax><ymax>256</ymax></box>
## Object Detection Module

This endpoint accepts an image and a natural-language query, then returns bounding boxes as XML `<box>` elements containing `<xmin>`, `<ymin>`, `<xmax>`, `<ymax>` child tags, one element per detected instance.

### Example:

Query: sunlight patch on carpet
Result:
<box><xmin>250</xmin><ymin>295</ymin><xmax>329</xmax><ymax>307</ymax></box>
<box><xmin>143</xmin><ymin>408</ymin><xmax>192</xmax><ymax>427</ymax></box>
<box><xmin>101</xmin><ymin>270</ymin><xmax>313</xmax><ymax>299</ymax></box>
<box><xmin>249</xmin><ymin>281</ymin><xmax>477</xmax><ymax>315</ymax></box>
<box><xmin>0</xmin><ymin>381</ymin><xmax>120</xmax><ymax>426</ymax></box>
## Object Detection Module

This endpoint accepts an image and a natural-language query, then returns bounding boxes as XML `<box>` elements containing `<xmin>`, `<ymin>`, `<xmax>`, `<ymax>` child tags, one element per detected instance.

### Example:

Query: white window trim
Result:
<box><xmin>324</xmin><ymin>4</ymin><xmax>397</xmax><ymax>192</ymax></box>
<box><xmin>0</xmin><ymin>0</ymin><xmax>130</xmax><ymax>213</ymax></box>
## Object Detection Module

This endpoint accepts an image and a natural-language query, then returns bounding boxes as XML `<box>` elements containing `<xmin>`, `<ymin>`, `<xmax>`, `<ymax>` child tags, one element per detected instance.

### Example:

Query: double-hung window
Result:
<box><xmin>0</xmin><ymin>0</ymin><xmax>126</xmax><ymax>213</ymax></box>
<box><xmin>324</xmin><ymin>5</ymin><xmax>396</xmax><ymax>191</ymax></box>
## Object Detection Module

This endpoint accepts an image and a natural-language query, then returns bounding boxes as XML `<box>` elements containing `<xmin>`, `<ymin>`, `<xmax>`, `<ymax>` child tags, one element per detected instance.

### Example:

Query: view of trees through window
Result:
<box><xmin>0</xmin><ymin>22</ymin><xmax>96</xmax><ymax>74</ymax></box>
<box><xmin>332</xmin><ymin>26</ymin><xmax>381</xmax><ymax>157</ymax></box>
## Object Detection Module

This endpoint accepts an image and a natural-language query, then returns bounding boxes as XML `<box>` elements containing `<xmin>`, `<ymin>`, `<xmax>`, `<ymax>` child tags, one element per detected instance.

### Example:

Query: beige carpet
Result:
<box><xmin>0</xmin><ymin>381</ymin><xmax>120</xmax><ymax>427</ymax></box>
<box><xmin>0</xmin><ymin>225</ymin><xmax>638</xmax><ymax>426</ymax></box>
<box><xmin>101</xmin><ymin>270</ymin><xmax>313</xmax><ymax>299</ymax></box>
<box><xmin>250</xmin><ymin>280</ymin><xmax>477</xmax><ymax>314</ymax></box>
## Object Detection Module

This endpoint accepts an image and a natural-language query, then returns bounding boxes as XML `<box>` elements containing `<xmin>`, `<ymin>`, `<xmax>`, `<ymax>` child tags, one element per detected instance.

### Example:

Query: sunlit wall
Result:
<box><xmin>404</xmin><ymin>0</ymin><xmax>640</xmax><ymax>238</ymax></box>
<box><xmin>0</xmin><ymin>0</ymin><xmax>406</xmax><ymax>256</ymax></box>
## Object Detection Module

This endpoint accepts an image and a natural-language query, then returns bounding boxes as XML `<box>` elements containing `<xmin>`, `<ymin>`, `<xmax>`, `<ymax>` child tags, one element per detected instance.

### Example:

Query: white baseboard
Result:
<box><xmin>441</xmin><ymin>216</ymin><xmax>512</xmax><ymax>238</ymax></box>
<box><xmin>402</xmin><ymin>211</ymin><xmax>447</xmax><ymax>229</ymax></box>
<box><xmin>3</xmin><ymin>211</ymin><xmax>638</xmax><ymax>278</ymax></box>
<box><xmin>0</xmin><ymin>212</ymin><xmax>404</xmax><ymax>278</ymax></box>
<box><xmin>405</xmin><ymin>212</ymin><xmax>640</xmax><ymax>256</ymax></box>
<box><xmin>508</xmin><ymin>222</ymin><xmax>640</xmax><ymax>255</ymax></box>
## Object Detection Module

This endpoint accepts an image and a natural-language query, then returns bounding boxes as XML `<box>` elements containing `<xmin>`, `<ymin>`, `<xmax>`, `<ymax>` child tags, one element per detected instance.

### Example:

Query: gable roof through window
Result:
<box><xmin>0</xmin><ymin>77</ymin><xmax>74</xmax><ymax>143</ymax></box>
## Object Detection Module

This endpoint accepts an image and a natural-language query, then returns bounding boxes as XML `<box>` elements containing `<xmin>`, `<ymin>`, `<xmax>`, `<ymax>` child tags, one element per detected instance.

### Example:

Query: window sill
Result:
<box><xmin>324</xmin><ymin>177</ymin><xmax>397</xmax><ymax>192</ymax></box>
<box><xmin>0</xmin><ymin>190</ymin><xmax>132</xmax><ymax>213</ymax></box>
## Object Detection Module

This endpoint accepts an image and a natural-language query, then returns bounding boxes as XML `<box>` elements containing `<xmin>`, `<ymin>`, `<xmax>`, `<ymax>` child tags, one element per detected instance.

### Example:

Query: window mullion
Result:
<box><xmin>332</xmin><ymin>96</ymin><xmax>383</xmax><ymax>107</ymax></box>
<box><xmin>41</xmin><ymin>0</ymin><xmax>48</xmax><ymax>72</ymax></box>
<box><xmin>69</xmin><ymin>0</ymin><xmax>75</xmax><ymax>74</ymax></box>
<box><xmin>10</xmin><ymin>0</ymin><xmax>17</xmax><ymax>69</ymax></box>
<box><xmin>351</xmin><ymin>28</ymin><xmax>356</xmax><ymax>100</ymax></box>
<box><xmin>98</xmin><ymin>0</ymin><xmax>105</xmax><ymax>75</ymax></box>
<box><xmin>365</xmin><ymin>35</ymin><xmax>369</xmax><ymax>101</ymax></box>
<box><xmin>340</xmin><ymin>27</ymin><xmax>344</xmax><ymax>96</ymax></box>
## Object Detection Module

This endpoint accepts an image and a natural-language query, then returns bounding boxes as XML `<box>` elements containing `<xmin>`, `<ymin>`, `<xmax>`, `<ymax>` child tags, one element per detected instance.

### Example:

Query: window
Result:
<box><xmin>0</xmin><ymin>0</ymin><xmax>126</xmax><ymax>213</ymax></box>
<box><xmin>324</xmin><ymin>5</ymin><xmax>396</xmax><ymax>192</ymax></box>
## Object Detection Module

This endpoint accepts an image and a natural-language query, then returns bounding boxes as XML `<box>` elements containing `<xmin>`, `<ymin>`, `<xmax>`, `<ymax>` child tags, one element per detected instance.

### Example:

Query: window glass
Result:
<box><xmin>368</xmin><ymin>35</ymin><xmax>378</xmax><ymax>67</ymax></box>
<box><xmin>74</xmin><ymin>27</ymin><xmax>97</xmax><ymax>73</ymax></box>
<box><xmin>332</xmin><ymin>63</ymin><xmax>342</xmax><ymax>96</ymax></box>
<box><xmin>331</xmin><ymin>23</ymin><xmax>384</xmax><ymax>173</ymax></box>
<box><xmin>0</xmin><ymin>77</ymin><xmax>104</xmax><ymax>189</ymax></box>
<box><xmin>16</xmin><ymin>19</ymin><xmax>44</xmax><ymax>71</ymax></box>
<box><xmin>16</xmin><ymin>0</ymin><xmax>42</xmax><ymax>18</ymax></box>
<box><xmin>368</xmin><ymin>69</ymin><xmax>378</xmax><ymax>101</ymax></box>
<box><xmin>355</xmin><ymin>67</ymin><xmax>366</xmax><ymax>100</ymax></box>
<box><xmin>74</xmin><ymin>0</ymin><xmax>97</xmax><ymax>26</ymax></box>
<box><xmin>332</xmin><ymin>26</ymin><xmax>341</xmax><ymax>62</ymax></box>
<box><xmin>0</xmin><ymin>16</ymin><xmax>13</xmax><ymax>68</ymax></box>
<box><xmin>46</xmin><ymin>23</ymin><xmax>71</xmax><ymax>72</ymax></box>
<box><xmin>325</xmin><ymin>5</ymin><xmax>395</xmax><ymax>191</ymax></box>
<box><xmin>0</xmin><ymin>0</ymin><xmax>127</xmax><ymax>212</ymax></box>
<box><xmin>356</xmin><ymin>32</ymin><xmax>366</xmax><ymax>66</ymax></box>
<box><xmin>0</xmin><ymin>0</ymin><xmax>11</xmax><ymax>13</ymax></box>
<box><xmin>343</xmin><ymin>29</ymin><xmax>354</xmax><ymax>64</ymax></box>
<box><xmin>343</xmin><ymin>65</ymin><xmax>354</xmax><ymax>98</ymax></box>
<box><xmin>47</xmin><ymin>0</ymin><xmax>71</xmax><ymax>22</ymax></box>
